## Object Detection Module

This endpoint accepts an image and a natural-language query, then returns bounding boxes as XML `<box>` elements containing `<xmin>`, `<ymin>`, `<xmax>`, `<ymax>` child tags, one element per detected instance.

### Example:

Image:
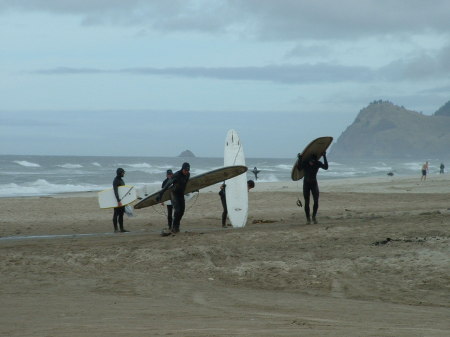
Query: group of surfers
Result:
<box><xmin>112</xmin><ymin>152</ymin><xmax>328</xmax><ymax>234</ymax></box>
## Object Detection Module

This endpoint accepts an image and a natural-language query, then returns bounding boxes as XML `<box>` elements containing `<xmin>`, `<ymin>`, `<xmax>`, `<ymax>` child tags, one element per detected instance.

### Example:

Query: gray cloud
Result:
<box><xmin>286</xmin><ymin>43</ymin><xmax>334</xmax><ymax>59</ymax></box>
<box><xmin>420</xmin><ymin>84</ymin><xmax>450</xmax><ymax>94</ymax></box>
<box><xmin>379</xmin><ymin>44</ymin><xmax>450</xmax><ymax>81</ymax></box>
<box><xmin>1</xmin><ymin>0</ymin><xmax>450</xmax><ymax>39</ymax></box>
<box><xmin>32</xmin><ymin>43</ymin><xmax>450</xmax><ymax>84</ymax></box>
<box><xmin>33</xmin><ymin>63</ymin><xmax>375</xmax><ymax>84</ymax></box>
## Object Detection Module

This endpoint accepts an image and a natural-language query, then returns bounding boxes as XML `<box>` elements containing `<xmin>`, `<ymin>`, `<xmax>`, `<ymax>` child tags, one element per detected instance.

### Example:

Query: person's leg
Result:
<box><xmin>311</xmin><ymin>183</ymin><xmax>320</xmax><ymax>224</ymax></box>
<box><xmin>172</xmin><ymin>197</ymin><xmax>180</xmax><ymax>231</ymax></box>
<box><xmin>117</xmin><ymin>207</ymin><xmax>126</xmax><ymax>232</ymax></box>
<box><xmin>303</xmin><ymin>183</ymin><xmax>311</xmax><ymax>223</ymax></box>
<box><xmin>177</xmin><ymin>197</ymin><xmax>185</xmax><ymax>231</ymax></box>
<box><xmin>112</xmin><ymin>208</ymin><xmax>119</xmax><ymax>232</ymax></box>
<box><xmin>167</xmin><ymin>205</ymin><xmax>173</xmax><ymax>229</ymax></box>
<box><xmin>221</xmin><ymin>198</ymin><xmax>228</xmax><ymax>227</ymax></box>
<box><xmin>172</xmin><ymin>194</ymin><xmax>185</xmax><ymax>232</ymax></box>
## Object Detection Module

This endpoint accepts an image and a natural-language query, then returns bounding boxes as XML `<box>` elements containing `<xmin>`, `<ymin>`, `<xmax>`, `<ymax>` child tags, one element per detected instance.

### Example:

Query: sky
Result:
<box><xmin>1</xmin><ymin>0</ymin><xmax>449</xmax><ymax>158</ymax></box>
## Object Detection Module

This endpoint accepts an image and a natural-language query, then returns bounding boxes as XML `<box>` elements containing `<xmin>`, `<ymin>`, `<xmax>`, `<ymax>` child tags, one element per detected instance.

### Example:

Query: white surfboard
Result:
<box><xmin>98</xmin><ymin>185</ymin><xmax>137</xmax><ymax>209</ymax></box>
<box><xmin>224</xmin><ymin>129</ymin><xmax>248</xmax><ymax>228</ymax></box>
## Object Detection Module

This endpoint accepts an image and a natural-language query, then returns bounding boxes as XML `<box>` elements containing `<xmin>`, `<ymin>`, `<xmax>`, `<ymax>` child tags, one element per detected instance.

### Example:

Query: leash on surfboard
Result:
<box><xmin>296</xmin><ymin>181</ymin><xmax>303</xmax><ymax>207</ymax></box>
<box><xmin>121</xmin><ymin>186</ymin><xmax>135</xmax><ymax>199</ymax></box>
<box><xmin>150</xmin><ymin>203</ymin><xmax>166</xmax><ymax>216</ymax></box>
<box><xmin>149</xmin><ymin>191</ymin><xmax>200</xmax><ymax>216</ymax></box>
<box><xmin>185</xmin><ymin>191</ymin><xmax>200</xmax><ymax>211</ymax></box>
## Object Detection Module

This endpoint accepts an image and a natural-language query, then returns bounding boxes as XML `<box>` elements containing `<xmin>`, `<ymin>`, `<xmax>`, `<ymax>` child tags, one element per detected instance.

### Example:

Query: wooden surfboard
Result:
<box><xmin>134</xmin><ymin>165</ymin><xmax>248</xmax><ymax>209</ymax></box>
<box><xmin>291</xmin><ymin>136</ymin><xmax>333</xmax><ymax>181</ymax></box>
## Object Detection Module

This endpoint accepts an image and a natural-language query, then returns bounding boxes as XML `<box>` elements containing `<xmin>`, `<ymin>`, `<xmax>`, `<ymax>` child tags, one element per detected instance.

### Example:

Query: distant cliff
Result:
<box><xmin>178</xmin><ymin>150</ymin><xmax>196</xmax><ymax>157</ymax></box>
<box><xmin>434</xmin><ymin>101</ymin><xmax>450</xmax><ymax>117</ymax></box>
<box><xmin>330</xmin><ymin>100</ymin><xmax>450</xmax><ymax>159</ymax></box>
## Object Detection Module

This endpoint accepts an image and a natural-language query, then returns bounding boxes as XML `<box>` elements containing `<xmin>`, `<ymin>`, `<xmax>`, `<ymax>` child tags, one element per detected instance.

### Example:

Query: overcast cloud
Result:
<box><xmin>0</xmin><ymin>0</ymin><xmax>449</xmax><ymax>157</ymax></box>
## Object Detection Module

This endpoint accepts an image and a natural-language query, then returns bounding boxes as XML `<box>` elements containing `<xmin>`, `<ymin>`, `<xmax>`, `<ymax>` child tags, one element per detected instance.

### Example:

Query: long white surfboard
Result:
<box><xmin>224</xmin><ymin>129</ymin><xmax>248</xmax><ymax>228</ymax></box>
<box><xmin>98</xmin><ymin>185</ymin><xmax>137</xmax><ymax>209</ymax></box>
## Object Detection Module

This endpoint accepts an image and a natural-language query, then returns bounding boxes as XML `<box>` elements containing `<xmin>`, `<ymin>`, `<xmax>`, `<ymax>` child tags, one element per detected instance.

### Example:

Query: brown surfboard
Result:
<box><xmin>134</xmin><ymin>165</ymin><xmax>248</xmax><ymax>209</ymax></box>
<box><xmin>291</xmin><ymin>136</ymin><xmax>333</xmax><ymax>181</ymax></box>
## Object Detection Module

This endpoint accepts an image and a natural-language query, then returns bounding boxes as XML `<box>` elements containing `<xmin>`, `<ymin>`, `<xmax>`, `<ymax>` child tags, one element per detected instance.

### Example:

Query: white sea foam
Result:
<box><xmin>128</xmin><ymin>167</ymin><xmax>167</xmax><ymax>175</ymax></box>
<box><xmin>4</xmin><ymin>155</ymin><xmax>446</xmax><ymax>197</ymax></box>
<box><xmin>256</xmin><ymin>174</ymin><xmax>280</xmax><ymax>182</ymax></box>
<box><xmin>370</xmin><ymin>166</ymin><xmax>393</xmax><ymax>171</ymax></box>
<box><xmin>124</xmin><ymin>163</ymin><xmax>152</xmax><ymax>169</ymax></box>
<box><xmin>0</xmin><ymin>179</ymin><xmax>100</xmax><ymax>197</ymax></box>
<box><xmin>13</xmin><ymin>160</ymin><xmax>41</xmax><ymax>168</ymax></box>
<box><xmin>57</xmin><ymin>164</ymin><xmax>83</xmax><ymax>169</ymax></box>
<box><xmin>275</xmin><ymin>164</ymin><xmax>292</xmax><ymax>170</ymax></box>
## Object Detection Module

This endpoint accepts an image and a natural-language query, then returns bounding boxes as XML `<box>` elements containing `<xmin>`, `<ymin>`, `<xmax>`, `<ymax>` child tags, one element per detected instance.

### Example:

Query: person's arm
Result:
<box><xmin>157</xmin><ymin>177</ymin><xmax>174</xmax><ymax>201</ymax></box>
<box><xmin>296</xmin><ymin>153</ymin><xmax>303</xmax><ymax>169</ymax></box>
<box><xmin>321</xmin><ymin>152</ymin><xmax>329</xmax><ymax>170</ymax></box>
<box><xmin>113</xmin><ymin>178</ymin><xmax>122</xmax><ymax>206</ymax></box>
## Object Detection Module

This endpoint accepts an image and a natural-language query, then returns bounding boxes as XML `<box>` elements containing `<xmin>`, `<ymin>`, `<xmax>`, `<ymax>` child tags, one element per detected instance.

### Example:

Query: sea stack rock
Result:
<box><xmin>178</xmin><ymin>150</ymin><xmax>196</xmax><ymax>158</ymax></box>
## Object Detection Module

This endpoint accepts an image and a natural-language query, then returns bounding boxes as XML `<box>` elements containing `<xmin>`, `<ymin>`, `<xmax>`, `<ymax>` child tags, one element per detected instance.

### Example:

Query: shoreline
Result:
<box><xmin>1</xmin><ymin>173</ymin><xmax>449</xmax><ymax>200</ymax></box>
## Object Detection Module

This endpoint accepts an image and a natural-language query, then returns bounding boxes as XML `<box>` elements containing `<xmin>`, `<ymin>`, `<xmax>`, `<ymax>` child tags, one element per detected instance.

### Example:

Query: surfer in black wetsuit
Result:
<box><xmin>219</xmin><ymin>183</ymin><xmax>228</xmax><ymax>227</ymax></box>
<box><xmin>297</xmin><ymin>152</ymin><xmax>328</xmax><ymax>224</ymax></box>
<box><xmin>219</xmin><ymin>180</ymin><xmax>255</xmax><ymax>228</ymax></box>
<box><xmin>252</xmin><ymin>167</ymin><xmax>260</xmax><ymax>180</ymax></box>
<box><xmin>157</xmin><ymin>162</ymin><xmax>190</xmax><ymax>233</ymax></box>
<box><xmin>113</xmin><ymin>168</ymin><xmax>129</xmax><ymax>233</ymax></box>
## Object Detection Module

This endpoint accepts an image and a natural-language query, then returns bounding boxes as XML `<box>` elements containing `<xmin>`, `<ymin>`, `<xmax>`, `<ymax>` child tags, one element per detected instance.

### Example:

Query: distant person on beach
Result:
<box><xmin>112</xmin><ymin>168</ymin><xmax>129</xmax><ymax>233</ymax></box>
<box><xmin>440</xmin><ymin>163</ymin><xmax>445</xmax><ymax>174</ymax></box>
<box><xmin>421</xmin><ymin>161</ymin><xmax>429</xmax><ymax>181</ymax></box>
<box><xmin>157</xmin><ymin>162</ymin><xmax>190</xmax><ymax>234</ymax></box>
<box><xmin>219</xmin><ymin>180</ymin><xmax>255</xmax><ymax>227</ymax></box>
<box><xmin>161</xmin><ymin>169</ymin><xmax>174</xmax><ymax>230</ymax></box>
<box><xmin>252</xmin><ymin>167</ymin><xmax>260</xmax><ymax>180</ymax></box>
<box><xmin>297</xmin><ymin>152</ymin><xmax>328</xmax><ymax>224</ymax></box>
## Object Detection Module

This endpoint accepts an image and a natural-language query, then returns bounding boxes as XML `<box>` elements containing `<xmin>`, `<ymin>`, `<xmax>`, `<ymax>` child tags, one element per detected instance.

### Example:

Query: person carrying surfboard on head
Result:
<box><xmin>112</xmin><ymin>168</ymin><xmax>129</xmax><ymax>233</ymax></box>
<box><xmin>157</xmin><ymin>162</ymin><xmax>190</xmax><ymax>234</ymax></box>
<box><xmin>161</xmin><ymin>169</ymin><xmax>174</xmax><ymax>230</ymax></box>
<box><xmin>219</xmin><ymin>179</ymin><xmax>255</xmax><ymax>228</ymax></box>
<box><xmin>297</xmin><ymin>152</ymin><xmax>328</xmax><ymax>224</ymax></box>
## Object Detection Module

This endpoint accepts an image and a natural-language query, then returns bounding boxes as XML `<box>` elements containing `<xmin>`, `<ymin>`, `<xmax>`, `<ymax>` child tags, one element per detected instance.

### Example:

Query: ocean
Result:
<box><xmin>0</xmin><ymin>154</ymin><xmax>445</xmax><ymax>197</ymax></box>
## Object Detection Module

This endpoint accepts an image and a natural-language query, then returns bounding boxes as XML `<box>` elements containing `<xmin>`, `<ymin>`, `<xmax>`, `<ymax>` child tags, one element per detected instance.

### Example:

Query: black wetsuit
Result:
<box><xmin>160</xmin><ymin>170</ymin><xmax>190</xmax><ymax>232</ymax></box>
<box><xmin>219</xmin><ymin>184</ymin><xmax>227</xmax><ymax>226</ymax></box>
<box><xmin>162</xmin><ymin>177</ymin><xmax>173</xmax><ymax>228</ymax></box>
<box><xmin>112</xmin><ymin>175</ymin><xmax>125</xmax><ymax>231</ymax></box>
<box><xmin>297</xmin><ymin>155</ymin><xmax>328</xmax><ymax>221</ymax></box>
<box><xmin>252</xmin><ymin>168</ymin><xmax>259</xmax><ymax>180</ymax></box>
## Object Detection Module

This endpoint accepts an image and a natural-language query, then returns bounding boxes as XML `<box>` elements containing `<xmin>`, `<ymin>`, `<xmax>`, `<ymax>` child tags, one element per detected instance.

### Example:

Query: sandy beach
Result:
<box><xmin>1</xmin><ymin>174</ymin><xmax>449</xmax><ymax>336</ymax></box>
